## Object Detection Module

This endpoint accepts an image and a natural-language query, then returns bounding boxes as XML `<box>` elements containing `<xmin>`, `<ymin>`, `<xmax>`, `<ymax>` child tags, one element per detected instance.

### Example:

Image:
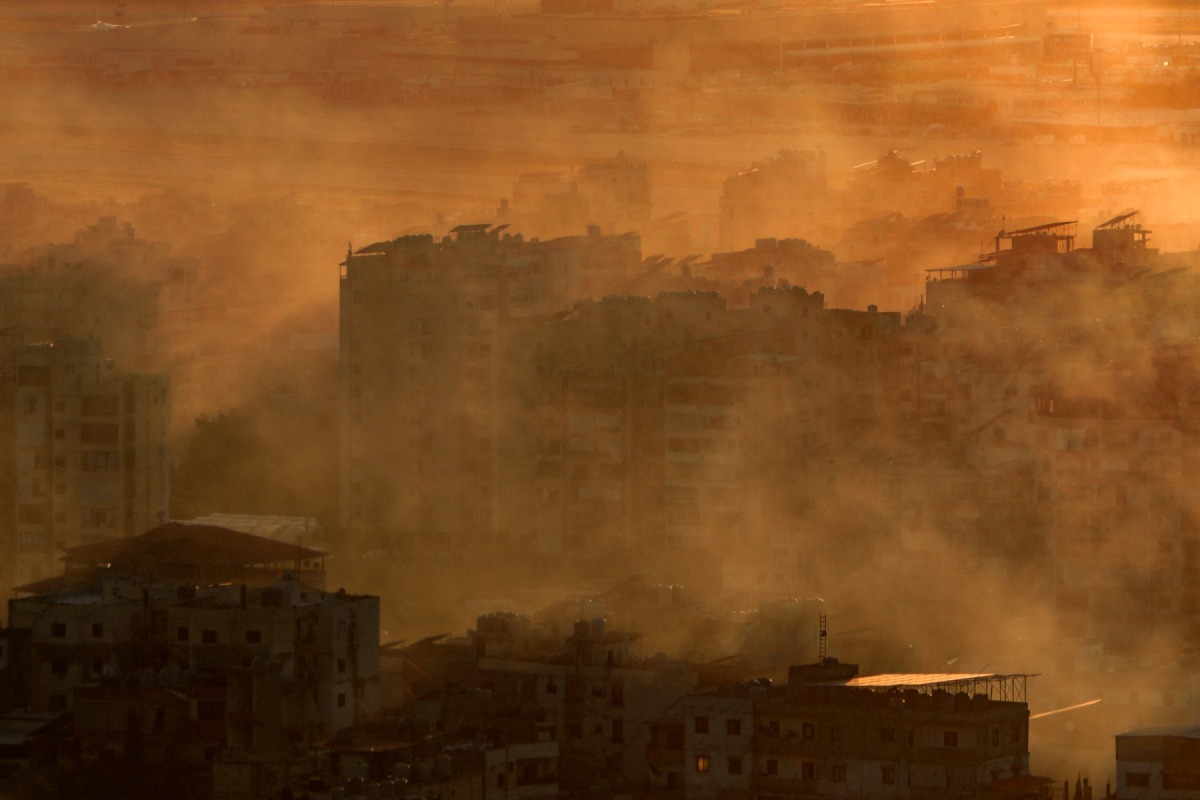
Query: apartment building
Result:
<box><xmin>385</xmin><ymin>613</ymin><xmax>697</xmax><ymax>793</ymax></box>
<box><xmin>719</xmin><ymin>151</ymin><xmax>829</xmax><ymax>252</ymax></box>
<box><xmin>338</xmin><ymin>225</ymin><xmax>642</xmax><ymax>555</ymax></box>
<box><xmin>4</xmin><ymin>524</ymin><xmax>378</xmax><ymax>796</ymax></box>
<box><xmin>683</xmin><ymin>665</ymin><xmax>1037</xmax><ymax>800</ymax></box>
<box><xmin>0</xmin><ymin>337</ymin><xmax>169</xmax><ymax>592</ymax></box>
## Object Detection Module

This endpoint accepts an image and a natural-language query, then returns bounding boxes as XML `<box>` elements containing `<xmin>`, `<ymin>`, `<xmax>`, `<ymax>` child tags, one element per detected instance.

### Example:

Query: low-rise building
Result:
<box><xmin>683</xmin><ymin>662</ymin><xmax>1040</xmax><ymax>800</ymax></box>
<box><xmin>1115</xmin><ymin>725</ymin><xmax>1200</xmax><ymax>800</ymax></box>
<box><xmin>2</xmin><ymin>522</ymin><xmax>379</xmax><ymax>798</ymax></box>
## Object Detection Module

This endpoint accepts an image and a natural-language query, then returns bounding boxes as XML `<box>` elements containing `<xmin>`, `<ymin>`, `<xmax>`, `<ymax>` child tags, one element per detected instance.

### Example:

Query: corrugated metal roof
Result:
<box><xmin>832</xmin><ymin>672</ymin><xmax>995</xmax><ymax>687</ymax></box>
<box><xmin>64</xmin><ymin>522</ymin><xmax>327</xmax><ymax>568</ymax></box>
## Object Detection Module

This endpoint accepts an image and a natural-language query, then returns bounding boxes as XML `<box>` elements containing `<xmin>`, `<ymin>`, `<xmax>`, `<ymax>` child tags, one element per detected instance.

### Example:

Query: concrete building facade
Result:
<box><xmin>2</xmin><ymin>337</ymin><xmax>169</xmax><ymax>591</ymax></box>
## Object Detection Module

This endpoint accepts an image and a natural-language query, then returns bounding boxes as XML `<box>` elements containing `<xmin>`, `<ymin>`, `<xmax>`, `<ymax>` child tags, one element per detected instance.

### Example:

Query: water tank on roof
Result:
<box><xmin>573</xmin><ymin>620</ymin><xmax>590</xmax><ymax>639</ymax></box>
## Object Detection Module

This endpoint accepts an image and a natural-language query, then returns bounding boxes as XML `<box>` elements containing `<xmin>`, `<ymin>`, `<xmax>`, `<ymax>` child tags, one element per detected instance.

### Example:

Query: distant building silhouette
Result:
<box><xmin>0</xmin><ymin>337</ymin><xmax>168</xmax><ymax>593</ymax></box>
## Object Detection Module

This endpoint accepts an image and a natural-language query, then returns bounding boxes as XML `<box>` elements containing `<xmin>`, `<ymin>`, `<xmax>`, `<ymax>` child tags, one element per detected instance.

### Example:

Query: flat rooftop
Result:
<box><xmin>1118</xmin><ymin>724</ymin><xmax>1200</xmax><ymax>739</ymax></box>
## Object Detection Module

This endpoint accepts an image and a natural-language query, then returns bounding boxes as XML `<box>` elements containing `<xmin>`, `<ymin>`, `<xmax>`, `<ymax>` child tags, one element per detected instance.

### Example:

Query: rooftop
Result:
<box><xmin>1118</xmin><ymin>724</ymin><xmax>1200</xmax><ymax>739</ymax></box>
<box><xmin>64</xmin><ymin>522</ymin><xmax>327</xmax><ymax>569</ymax></box>
<box><xmin>811</xmin><ymin>672</ymin><xmax>1034</xmax><ymax>702</ymax></box>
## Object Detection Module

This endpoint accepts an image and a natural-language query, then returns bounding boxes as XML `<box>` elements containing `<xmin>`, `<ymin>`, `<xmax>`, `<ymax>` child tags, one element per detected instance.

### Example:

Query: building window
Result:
<box><xmin>881</xmin><ymin>727</ymin><xmax>895</xmax><ymax>743</ymax></box>
<box><xmin>51</xmin><ymin>660</ymin><xmax>67</xmax><ymax>678</ymax></box>
<box><xmin>1011</xmin><ymin>726</ymin><xmax>1021</xmax><ymax>743</ymax></box>
<box><xmin>338</xmin><ymin>658</ymin><xmax>347</xmax><ymax>673</ymax></box>
<box><xmin>833</xmin><ymin>764</ymin><xmax>847</xmax><ymax>783</ymax></box>
<box><xmin>176</xmin><ymin>627</ymin><xmax>188</xmax><ymax>642</ymax></box>
<box><xmin>91</xmin><ymin>623</ymin><xmax>103</xmax><ymax>638</ymax></box>
<box><xmin>802</xmin><ymin>762</ymin><xmax>816</xmax><ymax>781</ymax></box>
<box><xmin>726</xmin><ymin>718</ymin><xmax>741</xmax><ymax>736</ymax></box>
<box><xmin>944</xmin><ymin>731</ymin><xmax>958</xmax><ymax>747</ymax></box>
<box><xmin>728</xmin><ymin>756</ymin><xmax>742</xmax><ymax>775</ymax></box>
<box><xmin>567</xmin><ymin>722</ymin><xmax>582</xmax><ymax>739</ymax></box>
<box><xmin>992</xmin><ymin>729</ymin><xmax>1000</xmax><ymax>746</ymax></box>
<box><xmin>765</xmin><ymin>759</ymin><xmax>778</xmax><ymax>776</ymax></box>
<box><xmin>612</xmin><ymin>720</ymin><xmax>623</xmax><ymax>744</ymax></box>
<box><xmin>694</xmin><ymin>716</ymin><xmax>709</xmax><ymax>734</ymax></box>
<box><xmin>337</xmin><ymin>693</ymin><xmax>347</xmax><ymax>708</ymax></box>
<box><xmin>831</xmin><ymin>725</ymin><xmax>842</xmax><ymax>741</ymax></box>
<box><xmin>611</xmin><ymin>681</ymin><xmax>624</xmax><ymax>707</ymax></box>
<box><xmin>80</xmin><ymin>423</ymin><xmax>118</xmax><ymax>445</ymax></box>
<box><xmin>197</xmin><ymin>700</ymin><xmax>223</xmax><ymax>721</ymax></box>
<box><xmin>802</xmin><ymin>722</ymin><xmax>815</xmax><ymax>740</ymax></box>
<box><xmin>696</xmin><ymin>756</ymin><xmax>710</xmax><ymax>774</ymax></box>
<box><xmin>882</xmin><ymin>765</ymin><xmax>896</xmax><ymax>785</ymax></box>
<box><xmin>1126</xmin><ymin>773</ymin><xmax>1149</xmax><ymax>788</ymax></box>
<box><xmin>20</xmin><ymin>504</ymin><xmax>48</xmax><ymax>525</ymax></box>
<box><xmin>546</xmin><ymin>680</ymin><xmax>557</xmax><ymax>694</ymax></box>
<box><xmin>246</xmin><ymin>630</ymin><xmax>261</xmax><ymax>645</ymax></box>
<box><xmin>50</xmin><ymin>622</ymin><xmax>66</xmax><ymax>638</ymax></box>
<box><xmin>201</xmin><ymin>629</ymin><xmax>217</xmax><ymax>644</ymax></box>
<box><xmin>82</xmin><ymin>452</ymin><xmax>119</xmax><ymax>472</ymax></box>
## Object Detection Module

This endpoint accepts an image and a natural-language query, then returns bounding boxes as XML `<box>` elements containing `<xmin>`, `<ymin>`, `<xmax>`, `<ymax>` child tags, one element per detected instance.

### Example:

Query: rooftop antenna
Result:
<box><xmin>819</xmin><ymin>614</ymin><xmax>828</xmax><ymax>663</ymax></box>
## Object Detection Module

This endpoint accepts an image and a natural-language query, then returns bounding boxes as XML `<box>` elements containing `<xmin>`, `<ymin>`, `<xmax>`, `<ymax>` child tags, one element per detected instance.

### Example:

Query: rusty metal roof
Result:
<box><xmin>836</xmin><ymin>672</ymin><xmax>995</xmax><ymax>687</ymax></box>
<box><xmin>63</xmin><ymin>522</ymin><xmax>327</xmax><ymax>568</ymax></box>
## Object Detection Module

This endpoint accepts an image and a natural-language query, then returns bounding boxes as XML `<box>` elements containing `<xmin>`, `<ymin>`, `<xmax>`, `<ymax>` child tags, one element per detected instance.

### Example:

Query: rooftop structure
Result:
<box><xmin>924</xmin><ymin>211</ymin><xmax>1162</xmax><ymax>313</ymax></box>
<box><xmin>16</xmin><ymin>522</ymin><xmax>327</xmax><ymax>595</ymax></box>
<box><xmin>816</xmin><ymin>672</ymin><xmax>1034</xmax><ymax>702</ymax></box>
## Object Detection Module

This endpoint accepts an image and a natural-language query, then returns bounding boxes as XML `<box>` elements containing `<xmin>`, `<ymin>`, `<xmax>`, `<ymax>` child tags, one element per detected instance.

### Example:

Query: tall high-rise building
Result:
<box><xmin>338</xmin><ymin>225</ymin><xmax>641</xmax><ymax>554</ymax></box>
<box><xmin>1</xmin><ymin>337</ymin><xmax>169</xmax><ymax>590</ymax></box>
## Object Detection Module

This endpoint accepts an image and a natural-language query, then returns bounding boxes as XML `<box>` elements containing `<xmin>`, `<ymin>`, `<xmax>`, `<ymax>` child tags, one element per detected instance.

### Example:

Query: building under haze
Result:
<box><xmin>0</xmin><ymin>337</ymin><xmax>169</xmax><ymax>593</ymax></box>
<box><xmin>719</xmin><ymin>150</ymin><xmax>829</xmax><ymax>252</ymax></box>
<box><xmin>521</xmin><ymin>287</ymin><xmax>911</xmax><ymax>589</ymax></box>
<box><xmin>338</xmin><ymin>224</ymin><xmax>640</xmax><ymax>557</ymax></box>
<box><xmin>380</xmin><ymin>612</ymin><xmax>697</xmax><ymax>794</ymax></box>
<box><xmin>1114</xmin><ymin>725</ymin><xmax>1200</xmax><ymax>800</ymax></box>
<box><xmin>681</xmin><ymin>664</ymin><xmax>1039</xmax><ymax>800</ymax></box>
<box><xmin>3</xmin><ymin>523</ymin><xmax>378</xmax><ymax>797</ymax></box>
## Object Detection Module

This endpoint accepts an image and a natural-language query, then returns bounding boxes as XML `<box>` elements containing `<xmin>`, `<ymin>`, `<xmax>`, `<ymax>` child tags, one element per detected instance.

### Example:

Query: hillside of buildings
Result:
<box><xmin>3</xmin><ymin>0</ymin><xmax>1200</xmax><ymax>798</ymax></box>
